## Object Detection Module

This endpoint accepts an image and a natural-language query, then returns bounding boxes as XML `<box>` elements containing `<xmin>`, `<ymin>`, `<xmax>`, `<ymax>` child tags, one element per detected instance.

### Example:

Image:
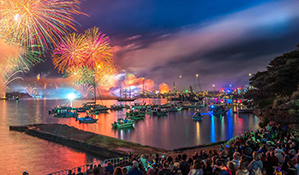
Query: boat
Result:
<box><xmin>89</xmin><ymin>105</ymin><xmax>109</xmax><ymax>114</ymax></box>
<box><xmin>49</xmin><ymin>106</ymin><xmax>76</xmax><ymax>115</ymax></box>
<box><xmin>82</xmin><ymin>102</ymin><xmax>97</xmax><ymax>110</ymax></box>
<box><xmin>145</xmin><ymin>109</ymin><xmax>156</xmax><ymax>114</ymax></box>
<box><xmin>153</xmin><ymin>109</ymin><xmax>167</xmax><ymax>116</ymax></box>
<box><xmin>77</xmin><ymin>116</ymin><xmax>98</xmax><ymax>123</ymax></box>
<box><xmin>0</xmin><ymin>97</ymin><xmax>8</xmax><ymax>100</ymax></box>
<box><xmin>110</xmin><ymin>105</ymin><xmax>123</xmax><ymax>110</ymax></box>
<box><xmin>76</xmin><ymin>107</ymin><xmax>86</xmax><ymax>113</ymax></box>
<box><xmin>128</xmin><ymin>115</ymin><xmax>144</xmax><ymax>120</ymax></box>
<box><xmin>53</xmin><ymin>107</ymin><xmax>79</xmax><ymax>118</ymax></box>
<box><xmin>112</xmin><ymin>118</ymin><xmax>135</xmax><ymax>128</ymax></box>
<box><xmin>192</xmin><ymin>112</ymin><xmax>203</xmax><ymax>121</ymax></box>
<box><xmin>238</xmin><ymin>108</ymin><xmax>254</xmax><ymax>113</ymax></box>
<box><xmin>166</xmin><ymin>106</ymin><xmax>183</xmax><ymax>112</ymax></box>
<box><xmin>117</xmin><ymin>97</ymin><xmax>137</xmax><ymax>102</ymax></box>
<box><xmin>209</xmin><ymin>104</ymin><xmax>228</xmax><ymax>116</ymax></box>
<box><xmin>126</xmin><ymin>110</ymin><xmax>145</xmax><ymax>117</ymax></box>
<box><xmin>196</xmin><ymin>104</ymin><xmax>206</xmax><ymax>108</ymax></box>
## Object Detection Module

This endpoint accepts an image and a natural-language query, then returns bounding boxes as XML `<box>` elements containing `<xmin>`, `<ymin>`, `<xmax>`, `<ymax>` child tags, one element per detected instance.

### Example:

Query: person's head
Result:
<box><xmin>141</xmin><ymin>154</ymin><xmax>145</xmax><ymax>159</ymax></box>
<box><xmin>266</xmin><ymin>151</ymin><xmax>271</xmax><ymax>158</ymax></box>
<box><xmin>228</xmin><ymin>162</ymin><xmax>235</xmax><ymax>172</ymax></box>
<box><xmin>216</xmin><ymin>159</ymin><xmax>222</xmax><ymax>166</ymax></box>
<box><xmin>238</xmin><ymin>160</ymin><xmax>247</xmax><ymax>170</ymax></box>
<box><xmin>68</xmin><ymin>170</ymin><xmax>72</xmax><ymax>174</ymax></box>
<box><xmin>107</xmin><ymin>162</ymin><xmax>112</xmax><ymax>166</ymax></box>
<box><xmin>89</xmin><ymin>164</ymin><xmax>93</xmax><ymax>169</ymax></box>
<box><xmin>23</xmin><ymin>172</ymin><xmax>29</xmax><ymax>175</ymax></box>
<box><xmin>233</xmin><ymin>152</ymin><xmax>240</xmax><ymax>160</ymax></box>
<box><xmin>113</xmin><ymin>167</ymin><xmax>122</xmax><ymax>175</ymax></box>
<box><xmin>163</xmin><ymin>161</ymin><xmax>169</xmax><ymax>169</ymax></box>
<box><xmin>193</xmin><ymin>159</ymin><xmax>202</xmax><ymax>169</ymax></box>
<box><xmin>167</xmin><ymin>156</ymin><xmax>173</xmax><ymax>163</ymax></box>
<box><xmin>132</xmin><ymin>161</ymin><xmax>139</xmax><ymax>168</ymax></box>
<box><xmin>122</xmin><ymin>167</ymin><xmax>128</xmax><ymax>175</ymax></box>
<box><xmin>205</xmin><ymin>158</ymin><xmax>212</xmax><ymax>166</ymax></box>
<box><xmin>252</xmin><ymin>151</ymin><xmax>261</xmax><ymax>161</ymax></box>
<box><xmin>182</xmin><ymin>154</ymin><xmax>187</xmax><ymax>161</ymax></box>
<box><xmin>78</xmin><ymin>167</ymin><xmax>82</xmax><ymax>173</ymax></box>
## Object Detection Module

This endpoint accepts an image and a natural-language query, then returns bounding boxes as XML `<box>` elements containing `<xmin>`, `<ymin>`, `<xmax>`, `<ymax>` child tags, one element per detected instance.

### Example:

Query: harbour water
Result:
<box><xmin>0</xmin><ymin>98</ymin><xmax>259</xmax><ymax>174</ymax></box>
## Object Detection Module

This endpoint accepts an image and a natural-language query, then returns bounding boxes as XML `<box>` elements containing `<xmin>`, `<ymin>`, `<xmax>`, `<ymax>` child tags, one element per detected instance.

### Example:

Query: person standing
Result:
<box><xmin>180</xmin><ymin>154</ymin><xmax>190</xmax><ymax>175</ymax></box>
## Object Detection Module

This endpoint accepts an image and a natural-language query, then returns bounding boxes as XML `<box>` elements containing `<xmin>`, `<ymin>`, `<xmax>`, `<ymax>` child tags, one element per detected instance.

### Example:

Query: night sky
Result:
<box><xmin>31</xmin><ymin>0</ymin><xmax>299</xmax><ymax>91</ymax></box>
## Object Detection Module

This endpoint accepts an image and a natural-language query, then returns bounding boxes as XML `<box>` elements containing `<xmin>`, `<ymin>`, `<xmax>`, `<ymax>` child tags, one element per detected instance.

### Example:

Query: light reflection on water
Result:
<box><xmin>0</xmin><ymin>99</ymin><xmax>259</xmax><ymax>174</ymax></box>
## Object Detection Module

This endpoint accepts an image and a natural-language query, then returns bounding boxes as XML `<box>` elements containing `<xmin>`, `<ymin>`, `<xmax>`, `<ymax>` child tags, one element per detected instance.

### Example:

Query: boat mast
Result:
<box><xmin>142</xmin><ymin>78</ymin><xmax>145</xmax><ymax>103</ymax></box>
<box><xmin>119</xmin><ymin>84</ymin><xmax>122</xmax><ymax>98</ymax></box>
<box><xmin>94</xmin><ymin>73</ymin><xmax>96</xmax><ymax>104</ymax></box>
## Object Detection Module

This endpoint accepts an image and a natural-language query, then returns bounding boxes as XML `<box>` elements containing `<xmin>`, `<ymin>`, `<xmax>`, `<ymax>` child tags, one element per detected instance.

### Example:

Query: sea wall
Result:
<box><xmin>10</xmin><ymin>125</ymin><xmax>126</xmax><ymax>158</ymax></box>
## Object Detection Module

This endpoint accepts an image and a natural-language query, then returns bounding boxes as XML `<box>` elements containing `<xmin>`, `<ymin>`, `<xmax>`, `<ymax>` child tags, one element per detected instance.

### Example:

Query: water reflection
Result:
<box><xmin>0</xmin><ymin>99</ymin><xmax>260</xmax><ymax>174</ymax></box>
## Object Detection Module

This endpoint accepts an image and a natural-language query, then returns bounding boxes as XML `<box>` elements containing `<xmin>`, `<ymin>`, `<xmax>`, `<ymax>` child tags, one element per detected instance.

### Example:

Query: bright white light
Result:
<box><xmin>67</xmin><ymin>93</ymin><xmax>76</xmax><ymax>100</ymax></box>
<box><xmin>14</xmin><ymin>14</ymin><xmax>20</xmax><ymax>20</ymax></box>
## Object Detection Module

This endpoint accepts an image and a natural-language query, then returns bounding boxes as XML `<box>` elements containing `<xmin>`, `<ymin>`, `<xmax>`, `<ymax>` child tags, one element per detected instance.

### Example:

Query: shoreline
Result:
<box><xmin>9</xmin><ymin>124</ymin><xmax>228</xmax><ymax>158</ymax></box>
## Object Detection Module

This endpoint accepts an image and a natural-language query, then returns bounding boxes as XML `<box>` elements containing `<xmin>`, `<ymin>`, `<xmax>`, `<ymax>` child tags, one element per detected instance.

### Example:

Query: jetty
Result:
<box><xmin>9</xmin><ymin>124</ymin><xmax>167</xmax><ymax>158</ymax></box>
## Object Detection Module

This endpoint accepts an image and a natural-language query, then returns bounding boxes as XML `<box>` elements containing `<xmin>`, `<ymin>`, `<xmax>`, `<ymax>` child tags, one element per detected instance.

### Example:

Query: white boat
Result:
<box><xmin>192</xmin><ymin>112</ymin><xmax>203</xmax><ymax>121</ymax></box>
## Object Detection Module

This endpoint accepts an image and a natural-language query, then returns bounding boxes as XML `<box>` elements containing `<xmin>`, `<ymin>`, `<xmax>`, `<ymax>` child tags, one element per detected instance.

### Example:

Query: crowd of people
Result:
<box><xmin>50</xmin><ymin>124</ymin><xmax>299</xmax><ymax>175</ymax></box>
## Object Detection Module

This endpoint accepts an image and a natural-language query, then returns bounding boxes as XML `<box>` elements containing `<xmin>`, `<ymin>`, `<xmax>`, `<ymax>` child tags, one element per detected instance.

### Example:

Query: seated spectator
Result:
<box><xmin>228</xmin><ymin>152</ymin><xmax>240</xmax><ymax>170</ymax></box>
<box><xmin>114</xmin><ymin>167</ymin><xmax>122</xmax><ymax>175</ymax></box>
<box><xmin>236</xmin><ymin>160</ymin><xmax>249</xmax><ymax>175</ymax></box>
<box><xmin>122</xmin><ymin>167</ymin><xmax>128</xmax><ymax>175</ymax></box>
<box><xmin>106</xmin><ymin>162</ymin><xmax>114</xmax><ymax>174</ymax></box>
<box><xmin>76</xmin><ymin>167</ymin><xmax>83</xmax><ymax>175</ymax></box>
<box><xmin>188</xmin><ymin>159</ymin><xmax>203</xmax><ymax>175</ymax></box>
<box><xmin>128</xmin><ymin>161</ymin><xmax>142</xmax><ymax>175</ymax></box>
<box><xmin>247</xmin><ymin>151</ymin><xmax>262</xmax><ymax>175</ymax></box>
<box><xmin>67</xmin><ymin>170</ymin><xmax>73</xmax><ymax>175</ymax></box>
<box><xmin>158</xmin><ymin>161</ymin><xmax>173</xmax><ymax>175</ymax></box>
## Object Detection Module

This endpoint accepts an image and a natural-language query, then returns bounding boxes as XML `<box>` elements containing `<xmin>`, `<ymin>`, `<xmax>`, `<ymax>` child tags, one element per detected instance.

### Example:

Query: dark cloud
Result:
<box><xmin>29</xmin><ymin>0</ymin><xmax>299</xmax><ymax>91</ymax></box>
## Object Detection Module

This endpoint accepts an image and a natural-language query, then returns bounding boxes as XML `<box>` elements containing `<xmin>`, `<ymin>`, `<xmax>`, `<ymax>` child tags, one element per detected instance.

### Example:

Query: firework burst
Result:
<box><xmin>0</xmin><ymin>0</ymin><xmax>86</xmax><ymax>52</ymax></box>
<box><xmin>76</xmin><ymin>84</ymin><xmax>94</xmax><ymax>98</ymax></box>
<box><xmin>84</xmin><ymin>27</ymin><xmax>112</xmax><ymax>68</ymax></box>
<box><xmin>52</xmin><ymin>33</ymin><xmax>87</xmax><ymax>72</ymax></box>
